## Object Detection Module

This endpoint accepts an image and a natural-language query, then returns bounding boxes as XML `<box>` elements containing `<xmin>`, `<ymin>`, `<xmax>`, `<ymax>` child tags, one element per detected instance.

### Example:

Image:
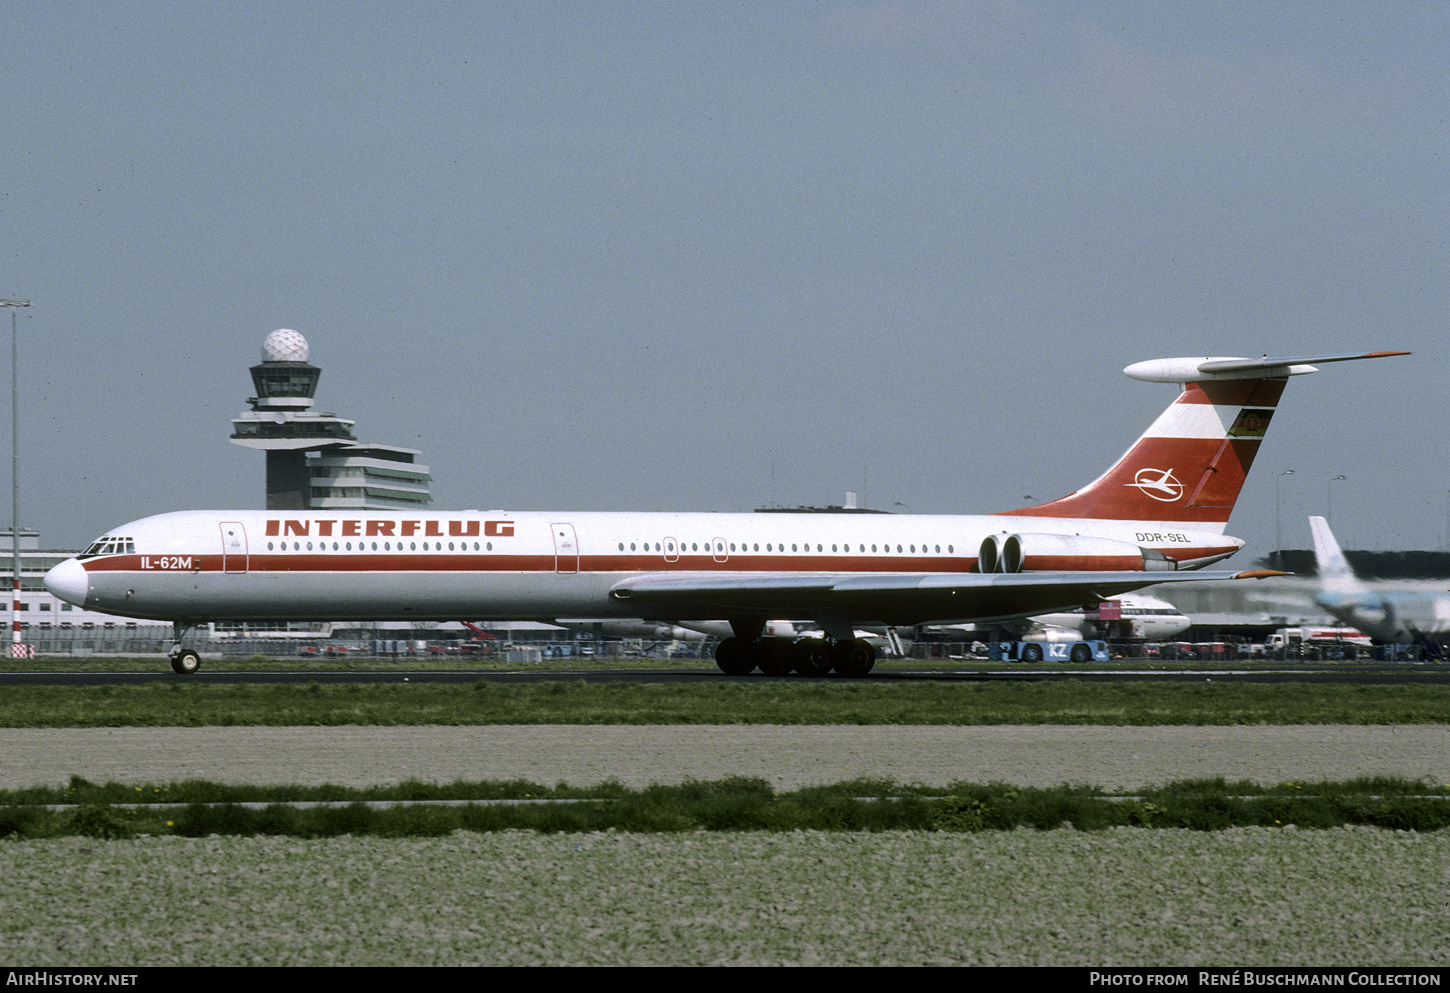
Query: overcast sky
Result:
<box><xmin>3</xmin><ymin>1</ymin><xmax>1445</xmax><ymax>558</ymax></box>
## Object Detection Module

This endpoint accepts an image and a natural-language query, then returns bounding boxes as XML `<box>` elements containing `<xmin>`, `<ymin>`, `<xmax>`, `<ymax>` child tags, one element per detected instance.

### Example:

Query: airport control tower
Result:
<box><xmin>230</xmin><ymin>329</ymin><xmax>432</xmax><ymax>511</ymax></box>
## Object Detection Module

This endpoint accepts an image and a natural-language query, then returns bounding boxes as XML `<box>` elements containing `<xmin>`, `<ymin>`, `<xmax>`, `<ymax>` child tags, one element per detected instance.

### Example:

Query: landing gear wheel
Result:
<box><xmin>792</xmin><ymin>639</ymin><xmax>832</xmax><ymax>677</ymax></box>
<box><xmin>714</xmin><ymin>637</ymin><xmax>757</xmax><ymax>676</ymax></box>
<box><xmin>171</xmin><ymin>649</ymin><xmax>201</xmax><ymax>675</ymax></box>
<box><xmin>831</xmin><ymin>638</ymin><xmax>876</xmax><ymax>677</ymax></box>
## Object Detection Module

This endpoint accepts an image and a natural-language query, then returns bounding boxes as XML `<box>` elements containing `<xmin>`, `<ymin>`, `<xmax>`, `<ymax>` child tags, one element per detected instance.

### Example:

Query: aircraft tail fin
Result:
<box><xmin>999</xmin><ymin>351</ymin><xmax>1408</xmax><ymax>531</ymax></box>
<box><xmin>1309</xmin><ymin>515</ymin><xmax>1365</xmax><ymax>594</ymax></box>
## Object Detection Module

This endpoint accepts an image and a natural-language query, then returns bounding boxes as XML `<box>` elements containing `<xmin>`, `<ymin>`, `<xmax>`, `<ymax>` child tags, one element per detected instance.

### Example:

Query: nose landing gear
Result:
<box><xmin>168</xmin><ymin>622</ymin><xmax>201</xmax><ymax>675</ymax></box>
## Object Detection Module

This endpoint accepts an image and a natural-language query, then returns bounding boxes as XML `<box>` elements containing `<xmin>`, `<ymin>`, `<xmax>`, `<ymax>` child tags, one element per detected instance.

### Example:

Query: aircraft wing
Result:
<box><xmin>609</xmin><ymin>568</ymin><xmax>1283</xmax><ymax>628</ymax></box>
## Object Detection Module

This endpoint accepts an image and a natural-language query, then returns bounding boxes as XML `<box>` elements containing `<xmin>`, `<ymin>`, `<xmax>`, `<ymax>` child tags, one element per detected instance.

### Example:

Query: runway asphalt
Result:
<box><xmin>2</xmin><ymin>663</ymin><xmax>1448</xmax><ymax>685</ymax></box>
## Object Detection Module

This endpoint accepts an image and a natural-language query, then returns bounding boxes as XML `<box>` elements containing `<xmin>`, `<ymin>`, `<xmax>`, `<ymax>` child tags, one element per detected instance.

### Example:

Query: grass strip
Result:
<box><xmin>4</xmin><ymin>775</ymin><xmax>1448</xmax><ymax>839</ymax></box>
<box><xmin>2</xmin><ymin>678</ymin><xmax>1448</xmax><ymax>727</ymax></box>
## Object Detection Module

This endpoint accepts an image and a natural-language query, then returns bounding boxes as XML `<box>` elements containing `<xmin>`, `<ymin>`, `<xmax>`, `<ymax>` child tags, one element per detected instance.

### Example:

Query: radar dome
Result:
<box><xmin>262</xmin><ymin>328</ymin><xmax>310</xmax><ymax>363</ymax></box>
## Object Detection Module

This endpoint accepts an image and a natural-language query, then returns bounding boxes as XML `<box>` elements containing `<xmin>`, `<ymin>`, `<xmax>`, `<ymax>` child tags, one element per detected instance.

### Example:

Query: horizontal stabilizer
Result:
<box><xmin>1125</xmin><ymin>350</ymin><xmax>1409</xmax><ymax>384</ymax></box>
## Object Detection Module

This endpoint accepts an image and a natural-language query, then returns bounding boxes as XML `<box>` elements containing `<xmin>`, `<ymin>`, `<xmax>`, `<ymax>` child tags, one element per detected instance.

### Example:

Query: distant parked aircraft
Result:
<box><xmin>1309</xmin><ymin>516</ymin><xmax>1450</xmax><ymax>649</ymax></box>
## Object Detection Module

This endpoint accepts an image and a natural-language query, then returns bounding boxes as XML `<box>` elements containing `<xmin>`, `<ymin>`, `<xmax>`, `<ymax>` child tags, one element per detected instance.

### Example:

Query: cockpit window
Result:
<box><xmin>78</xmin><ymin>536</ymin><xmax>135</xmax><ymax>559</ymax></box>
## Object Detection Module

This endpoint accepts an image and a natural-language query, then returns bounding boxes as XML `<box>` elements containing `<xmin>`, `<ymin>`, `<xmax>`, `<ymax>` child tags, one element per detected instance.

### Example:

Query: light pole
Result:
<box><xmin>0</xmin><ymin>299</ymin><xmax>30</xmax><ymax>657</ymax></box>
<box><xmin>1275</xmin><ymin>470</ymin><xmax>1295</xmax><ymax>552</ymax></box>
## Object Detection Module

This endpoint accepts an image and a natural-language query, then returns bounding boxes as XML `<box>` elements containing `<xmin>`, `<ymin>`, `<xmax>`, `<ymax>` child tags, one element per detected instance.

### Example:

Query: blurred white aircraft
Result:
<box><xmin>1309</xmin><ymin>516</ymin><xmax>1450</xmax><ymax>648</ymax></box>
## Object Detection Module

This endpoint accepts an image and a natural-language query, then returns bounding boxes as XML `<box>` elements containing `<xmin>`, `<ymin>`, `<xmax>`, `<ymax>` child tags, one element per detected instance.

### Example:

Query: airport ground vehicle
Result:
<box><xmin>1263</xmin><ymin>626</ymin><xmax>1371</xmax><ymax>659</ymax></box>
<box><xmin>988</xmin><ymin>639</ymin><xmax>1109</xmax><ymax>663</ymax></box>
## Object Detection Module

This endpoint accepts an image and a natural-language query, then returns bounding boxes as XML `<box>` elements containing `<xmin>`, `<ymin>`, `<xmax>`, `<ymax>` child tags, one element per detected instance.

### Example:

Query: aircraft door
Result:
<box><xmin>220</xmin><ymin>522</ymin><xmax>248</xmax><ymax>574</ymax></box>
<box><xmin>551</xmin><ymin>523</ymin><xmax>578</xmax><ymax>574</ymax></box>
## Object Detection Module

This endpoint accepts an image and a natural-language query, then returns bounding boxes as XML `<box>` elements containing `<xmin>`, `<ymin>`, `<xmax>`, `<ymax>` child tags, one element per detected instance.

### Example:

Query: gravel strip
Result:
<box><xmin>3</xmin><ymin>724</ymin><xmax>1447</xmax><ymax>789</ymax></box>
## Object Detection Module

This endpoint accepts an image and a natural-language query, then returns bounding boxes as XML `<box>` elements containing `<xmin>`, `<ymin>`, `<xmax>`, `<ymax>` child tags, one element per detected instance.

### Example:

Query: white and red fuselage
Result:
<box><xmin>46</xmin><ymin>507</ymin><xmax>1241</xmax><ymax>626</ymax></box>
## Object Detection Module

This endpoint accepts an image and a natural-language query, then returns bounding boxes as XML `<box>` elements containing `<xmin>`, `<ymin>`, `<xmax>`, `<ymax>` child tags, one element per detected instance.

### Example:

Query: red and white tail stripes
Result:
<box><xmin>1001</xmin><ymin>377</ymin><xmax>1287</xmax><ymax>527</ymax></box>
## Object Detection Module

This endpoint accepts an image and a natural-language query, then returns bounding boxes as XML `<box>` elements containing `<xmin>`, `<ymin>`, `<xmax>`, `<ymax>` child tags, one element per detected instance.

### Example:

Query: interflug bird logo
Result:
<box><xmin>1127</xmin><ymin>468</ymin><xmax>1184</xmax><ymax>502</ymax></box>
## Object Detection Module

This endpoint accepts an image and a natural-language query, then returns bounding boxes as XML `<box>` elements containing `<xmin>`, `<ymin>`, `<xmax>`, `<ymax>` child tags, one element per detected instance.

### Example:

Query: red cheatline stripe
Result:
<box><xmin>78</xmin><ymin>546</ymin><xmax>1242</xmax><ymax>575</ymax></box>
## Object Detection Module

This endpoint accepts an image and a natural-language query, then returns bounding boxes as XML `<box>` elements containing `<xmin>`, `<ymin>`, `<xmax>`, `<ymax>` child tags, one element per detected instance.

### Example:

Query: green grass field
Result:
<box><xmin>0</xmin><ymin>676</ymin><xmax>1446</xmax><ymax>728</ymax></box>
<box><xmin>6</xmin><ymin>774</ymin><xmax>1448</xmax><ymax>841</ymax></box>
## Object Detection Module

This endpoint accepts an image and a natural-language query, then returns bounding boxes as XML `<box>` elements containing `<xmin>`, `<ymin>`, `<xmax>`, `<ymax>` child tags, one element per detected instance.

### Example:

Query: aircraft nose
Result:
<box><xmin>45</xmin><ymin>558</ymin><xmax>90</xmax><ymax>607</ymax></box>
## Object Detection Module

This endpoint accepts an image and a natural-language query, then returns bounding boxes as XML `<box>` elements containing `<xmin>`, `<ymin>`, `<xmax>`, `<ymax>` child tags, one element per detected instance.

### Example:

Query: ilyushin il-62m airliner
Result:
<box><xmin>45</xmin><ymin>350</ymin><xmax>1407</xmax><ymax>676</ymax></box>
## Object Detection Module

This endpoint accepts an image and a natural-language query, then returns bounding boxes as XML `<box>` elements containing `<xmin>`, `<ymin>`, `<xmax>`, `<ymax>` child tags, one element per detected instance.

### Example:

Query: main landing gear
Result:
<box><xmin>169</xmin><ymin>622</ymin><xmax>201</xmax><ymax>675</ymax></box>
<box><xmin>714</xmin><ymin>636</ymin><xmax>876</xmax><ymax>678</ymax></box>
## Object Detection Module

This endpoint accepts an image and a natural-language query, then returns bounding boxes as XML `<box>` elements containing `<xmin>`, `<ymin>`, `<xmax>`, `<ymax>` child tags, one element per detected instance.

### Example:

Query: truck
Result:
<box><xmin>1263</xmin><ymin>626</ymin><xmax>1372</xmax><ymax>660</ymax></box>
<box><xmin>988</xmin><ymin>639</ymin><xmax>1110</xmax><ymax>663</ymax></box>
